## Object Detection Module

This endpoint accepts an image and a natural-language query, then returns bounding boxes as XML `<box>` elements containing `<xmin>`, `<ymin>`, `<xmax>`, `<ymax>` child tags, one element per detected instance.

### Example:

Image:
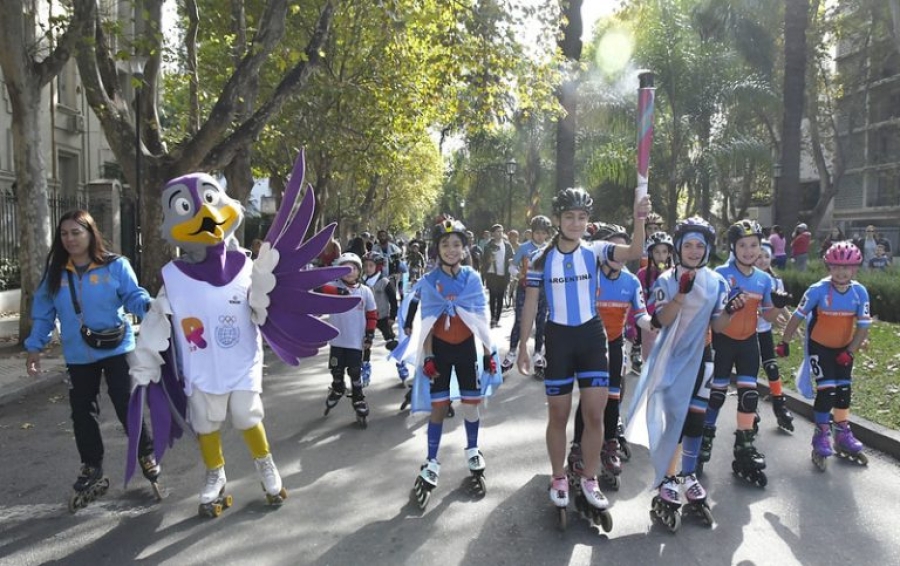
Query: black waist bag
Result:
<box><xmin>67</xmin><ymin>270</ymin><xmax>126</xmax><ymax>349</ymax></box>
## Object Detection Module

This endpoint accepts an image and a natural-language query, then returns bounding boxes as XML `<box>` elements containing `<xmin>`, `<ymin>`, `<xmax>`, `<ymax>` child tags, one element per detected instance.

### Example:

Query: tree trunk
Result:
<box><xmin>775</xmin><ymin>0</ymin><xmax>809</xmax><ymax>229</ymax></box>
<box><xmin>556</xmin><ymin>0</ymin><xmax>583</xmax><ymax>193</ymax></box>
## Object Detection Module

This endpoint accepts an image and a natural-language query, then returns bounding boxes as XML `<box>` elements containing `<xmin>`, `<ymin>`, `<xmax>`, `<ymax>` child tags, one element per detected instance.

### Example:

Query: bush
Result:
<box><xmin>0</xmin><ymin>258</ymin><xmax>20</xmax><ymax>291</ymax></box>
<box><xmin>779</xmin><ymin>261</ymin><xmax>900</xmax><ymax>323</ymax></box>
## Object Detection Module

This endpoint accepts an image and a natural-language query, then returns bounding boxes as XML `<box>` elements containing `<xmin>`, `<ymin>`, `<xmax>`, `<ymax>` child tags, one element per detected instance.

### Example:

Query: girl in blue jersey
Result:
<box><xmin>517</xmin><ymin>188</ymin><xmax>651</xmax><ymax>522</ymax></box>
<box><xmin>755</xmin><ymin>240</ymin><xmax>794</xmax><ymax>432</ymax></box>
<box><xmin>568</xmin><ymin>223</ymin><xmax>649</xmax><ymax>492</ymax></box>
<box><xmin>626</xmin><ymin>217</ymin><xmax>735</xmax><ymax>530</ymax></box>
<box><xmin>701</xmin><ymin>220</ymin><xmax>787</xmax><ymax>487</ymax></box>
<box><xmin>777</xmin><ymin>241</ymin><xmax>872</xmax><ymax>469</ymax></box>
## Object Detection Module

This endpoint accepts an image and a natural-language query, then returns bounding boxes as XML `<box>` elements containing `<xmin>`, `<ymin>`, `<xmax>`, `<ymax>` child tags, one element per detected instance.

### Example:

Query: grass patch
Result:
<box><xmin>775</xmin><ymin>319</ymin><xmax>900</xmax><ymax>429</ymax></box>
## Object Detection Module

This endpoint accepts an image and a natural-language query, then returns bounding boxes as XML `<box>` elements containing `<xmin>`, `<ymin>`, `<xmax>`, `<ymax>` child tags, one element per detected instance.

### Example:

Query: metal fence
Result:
<box><xmin>0</xmin><ymin>191</ymin><xmax>93</xmax><ymax>263</ymax></box>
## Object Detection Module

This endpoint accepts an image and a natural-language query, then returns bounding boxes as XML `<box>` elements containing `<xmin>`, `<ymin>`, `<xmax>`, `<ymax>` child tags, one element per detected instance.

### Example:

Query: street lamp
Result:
<box><xmin>459</xmin><ymin>198</ymin><xmax>466</xmax><ymax>222</ymax></box>
<box><xmin>131</xmin><ymin>54</ymin><xmax>148</xmax><ymax>283</ymax></box>
<box><xmin>505</xmin><ymin>159</ymin><xmax>518</xmax><ymax>228</ymax></box>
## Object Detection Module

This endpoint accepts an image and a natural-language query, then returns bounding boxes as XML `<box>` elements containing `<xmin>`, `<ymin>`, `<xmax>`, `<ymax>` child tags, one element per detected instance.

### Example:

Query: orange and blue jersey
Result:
<box><xmin>715</xmin><ymin>261</ymin><xmax>773</xmax><ymax>340</ymax></box>
<box><xmin>596</xmin><ymin>267</ymin><xmax>646</xmax><ymax>341</ymax></box>
<box><xmin>793</xmin><ymin>278</ymin><xmax>871</xmax><ymax>349</ymax></box>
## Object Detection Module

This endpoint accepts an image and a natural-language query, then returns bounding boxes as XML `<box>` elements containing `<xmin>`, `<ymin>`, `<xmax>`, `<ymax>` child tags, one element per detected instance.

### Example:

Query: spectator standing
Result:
<box><xmin>769</xmin><ymin>225</ymin><xmax>787</xmax><ymax>269</ymax></box>
<box><xmin>481</xmin><ymin>224</ymin><xmax>513</xmax><ymax>327</ymax></box>
<box><xmin>819</xmin><ymin>227</ymin><xmax>844</xmax><ymax>259</ymax></box>
<box><xmin>790</xmin><ymin>223</ymin><xmax>811</xmax><ymax>271</ymax></box>
<box><xmin>861</xmin><ymin>225</ymin><xmax>878</xmax><ymax>268</ymax></box>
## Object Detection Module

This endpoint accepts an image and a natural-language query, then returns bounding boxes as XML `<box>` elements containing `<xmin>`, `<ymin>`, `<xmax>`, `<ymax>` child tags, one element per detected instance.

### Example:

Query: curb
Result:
<box><xmin>0</xmin><ymin>370</ymin><xmax>67</xmax><ymax>408</ymax></box>
<box><xmin>758</xmin><ymin>380</ymin><xmax>900</xmax><ymax>462</ymax></box>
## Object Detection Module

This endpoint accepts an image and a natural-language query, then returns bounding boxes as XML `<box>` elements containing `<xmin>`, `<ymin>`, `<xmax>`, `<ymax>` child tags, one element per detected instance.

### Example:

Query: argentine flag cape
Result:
<box><xmin>389</xmin><ymin>266</ymin><xmax>501</xmax><ymax>414</ymax></box>
<box><xmin>625</xmin><ymin>267</ymin><xmax>721</xmax><ymax>487</ymax></box>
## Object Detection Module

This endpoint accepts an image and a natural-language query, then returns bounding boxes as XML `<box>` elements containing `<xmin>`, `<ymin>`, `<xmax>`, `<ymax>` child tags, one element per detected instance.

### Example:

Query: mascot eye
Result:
<box><xmin>173</xmin><ymin>197</ymin><xmax>192</xmax><ymax>216</ymax></box>
<box><xmin>202</xmin><ymin>189</ymin><xmax>220</xmax><ymax>206</ymax></box>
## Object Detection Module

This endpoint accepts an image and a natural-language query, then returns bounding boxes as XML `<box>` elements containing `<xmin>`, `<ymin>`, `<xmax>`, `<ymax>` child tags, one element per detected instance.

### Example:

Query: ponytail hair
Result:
<box><xmin>532</xmin><ymin>232</ymin><xmax>560</xmax><ymax>272</ymax></box>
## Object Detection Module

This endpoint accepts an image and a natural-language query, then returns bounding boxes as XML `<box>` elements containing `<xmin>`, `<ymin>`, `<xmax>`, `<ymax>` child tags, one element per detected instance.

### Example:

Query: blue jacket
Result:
<box><xmin>25</xmin><ymin>257</ymin><xmax>150</xmax><ymax>364</ymax></box>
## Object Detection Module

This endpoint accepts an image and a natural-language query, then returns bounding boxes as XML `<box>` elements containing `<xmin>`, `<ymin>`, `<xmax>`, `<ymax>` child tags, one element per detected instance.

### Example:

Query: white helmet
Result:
<box><xmin>334</xmin><ymin>252</ymin><xmax>362</xmax><ymax>271</ymax></box>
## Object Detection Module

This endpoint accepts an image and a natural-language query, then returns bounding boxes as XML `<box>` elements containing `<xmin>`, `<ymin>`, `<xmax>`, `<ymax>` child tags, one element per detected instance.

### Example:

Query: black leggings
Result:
<box><xmin>67</xmin><ymin>354</ymin><xmax>153</xmax><ymax>468</ymax></box>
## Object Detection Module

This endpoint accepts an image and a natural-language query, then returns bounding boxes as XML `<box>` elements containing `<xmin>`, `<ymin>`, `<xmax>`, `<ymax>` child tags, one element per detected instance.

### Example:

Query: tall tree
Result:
<box><xmin>0</xmin><ymin>0</ymin><xmax>92</xmax><ymax>342</ymax></box>
<box><xmin>73</xmin><ymin>0</ymin><xmax>335</xmax><ymax>292</ymax></box>
<box><xmin>775</xmin><ymin>0</ymin><xmax>809</xmax><ymax>229</ymax></box>
<box><xmin>556</xmin><ymin>0</ymin><xmax>583</xmax><ymax>192</ymax></box>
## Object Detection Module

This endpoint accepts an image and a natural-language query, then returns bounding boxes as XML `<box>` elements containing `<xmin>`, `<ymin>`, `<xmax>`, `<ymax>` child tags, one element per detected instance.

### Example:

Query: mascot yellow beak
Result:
<box><xmin>170</xmin><ymin>202</ymin><xmax>240</xmax><ymax>245</ymax></box>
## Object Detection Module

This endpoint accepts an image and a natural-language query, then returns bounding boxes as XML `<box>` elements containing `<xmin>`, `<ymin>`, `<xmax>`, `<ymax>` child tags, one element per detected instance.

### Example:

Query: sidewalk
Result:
<box><xmin>0</xmin><ymin>314</ymin><xmax>68</xmax><ymax>407</ymax></box>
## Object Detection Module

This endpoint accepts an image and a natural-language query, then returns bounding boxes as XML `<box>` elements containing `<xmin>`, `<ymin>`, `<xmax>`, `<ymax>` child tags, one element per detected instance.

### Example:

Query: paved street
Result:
<box><xmin>1</xmin><ymin>311</ymin><xmax>899</xmax><ymax>566</ymax></box>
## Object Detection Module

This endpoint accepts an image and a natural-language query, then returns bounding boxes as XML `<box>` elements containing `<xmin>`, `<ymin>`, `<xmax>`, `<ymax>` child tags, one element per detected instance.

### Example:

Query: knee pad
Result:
<box><xmin>763</xmin><ymin>360</ymin><xmax>780</xmax><ymax>382</ymax></box>
<box><xmin>737</xmin><ymin>387</ymin><xmax>759</xmax><ymax>413</ymax></box>
<box><xmin>708</xmin><ymin>388</ymin><xmax>727</xmax><ymax>410</ymax></box>
<box><xmin>462</xmin><ymin>403</ymin><xmax>481</xmax><ymax>422</ymax></box>
<box><xmin>683</xmin><ymin>409</ymin><xmax>705</xmax><ymax>438</ymax></box>
<box><xmin>834</xmin><ymin>384</ymin><xmax>852</xmax><ymax>410</ymax></box>
<box><xmin>814</xmin><ymin>388</ymin><xmax>836</xmax><ymax>414</ymax></box>
<box><xmin>347</xmin><ymin>366</ymin><xmax>362</xmax><ymax>386</ymax></box>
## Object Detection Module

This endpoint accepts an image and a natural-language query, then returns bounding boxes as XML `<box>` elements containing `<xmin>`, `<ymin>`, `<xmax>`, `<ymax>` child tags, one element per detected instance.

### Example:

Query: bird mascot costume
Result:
<box><xmin>125</xmin><ymin>151</ymin><xmax>358</xmax><ymax>517</ymax></box>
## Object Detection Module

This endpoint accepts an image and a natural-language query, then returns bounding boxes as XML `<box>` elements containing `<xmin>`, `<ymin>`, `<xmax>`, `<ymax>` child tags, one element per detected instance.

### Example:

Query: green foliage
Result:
<box><xmin>779</xmin><ymin>262</ymin><xmax>900</xmax><ymax>323</ymax></box>
<box><xmin>0</xmin><ymin>259</ymin><xmax>21</xmax><ymax>291</ymax></box>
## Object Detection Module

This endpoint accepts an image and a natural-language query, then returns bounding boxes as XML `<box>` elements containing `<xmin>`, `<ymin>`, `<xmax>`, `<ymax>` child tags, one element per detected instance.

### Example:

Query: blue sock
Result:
<box><xmin>681</xmin><ymin>435</ymin><xmax>702</xmax><ymax>474</ymax></box>
<box><xmin>464</xmin><ymin>418</ymin><xmax>480</xmax><ymax>449</ymax></box>
<box><xmin>814</xmin><ymin>411</ymin><xmax>831</xmax><ymax>425</ymax></box>
<box><xmin>427</xmin><ymin>421</ymin><xmax>443</xmax><ymax>461</ymax></box>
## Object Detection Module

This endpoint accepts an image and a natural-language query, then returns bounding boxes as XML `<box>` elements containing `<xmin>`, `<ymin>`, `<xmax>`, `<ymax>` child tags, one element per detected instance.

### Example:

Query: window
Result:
<box><xmin>57</xmin><ymin>61</ymin><xmax>78</xmax><ymax>109</ymax></box>
<box><xmin>57</xmin><ymin>150</ymin><xmax>81</xmax><ymax>198</ymax></box>
<box><xmin>869</xmin><ymin>170</ymin><xmax>900</xmax><ymax>207</ymax></box>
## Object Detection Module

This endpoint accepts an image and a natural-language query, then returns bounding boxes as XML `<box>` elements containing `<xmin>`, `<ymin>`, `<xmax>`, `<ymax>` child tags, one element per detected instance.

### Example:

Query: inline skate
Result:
<box><xmin>352</xmin><ymin>390</ymin><xmax>370</xmax><ymax>428</ymax></box>
<box><xmin>549</xmin><ymin>475</ymin><xmax>569</xmax><ymax>531</ymax></box>
<box><xmin>139</xmin><ymin>453</ymin><xmax>164</xmax><ymax>501</ymax></box>
<box><xmin>681</xmin><ymin>472</ymin><xmax>713</xmax><ymax>526</ymax></box>
<box><xmin>198</xmin><ymin>466</ymin><xmax>232</xmax><ymax>518</ymax></box>
<box><xmin>696</xmin><ymin>424</ymin><xmax>716</xmax><ymax>476</ymax></box>
<box><xmin>500</xmin><ymin>351</ymin><xmax>516</xmax><ymax>374</ymax></box>
<box><xmin>532</xmin><ymin>352</ymin><xmax>547</xmax><ymax>381</ymax></box>
<box><xmin>772</xmin><ymin>395</ymin><xmax>795</xmax><ymax>432</ymax></box>
<box><xmin>833</xmin><ymin>421</ymin><xmax>868</xmax><ymax>466</ymax></box>
<box><xmin>466</xmin><ymin>447</ymin><xmax>487</xmax><ymax>496</ymax></box>
<box><xmin>573</xmin><ymin>476</ymin><xmax>613</xmax><ymax>532</ymax></box>
<box><xmin>255</xmin><ymin>453</ymin><xmax>288</xmax><ymax>506</ymax></box>
<box><xmin>650</xmin><ymin>475</ymin><xmax>681</xmax><ymax>532</ymax></box>
<box><xmin>413</xmin><ymin>459</ymin><xmax>440</xmax><ymax>509</ymax></box>
<box><xmin>68</xmin><ymin>464</ymin><xmax>110</xmax><ymax>513</ymax></box>
<box><xmin>811</xmin><ymin>423</ymin><xmax>833</xmax><ymax>471</ymax></box>
<box><xmin>616</xmin><ymin>418</ymin><xmax>632</xmax><ymax>461</ymax></box>
<box><xmin>599</xmin><ymin>439</ymin><xmax>622</xmax><ymax>490</ymax></box>
<box><xmin>732</xmin><ymin>429</ymin><xmax>767</xmax><ymax>487</ymax></box>
<box><xmin>324</xmin><ymin>380</ymin><xmax>346</xmax><ymax>416</ymax></box>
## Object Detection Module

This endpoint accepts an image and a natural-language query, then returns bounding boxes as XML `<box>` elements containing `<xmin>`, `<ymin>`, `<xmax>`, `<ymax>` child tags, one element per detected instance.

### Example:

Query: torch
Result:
<box><xmin>635</xmin><ymin>71</ymin><xmax>655</xmax><ymax>218</ymax></box>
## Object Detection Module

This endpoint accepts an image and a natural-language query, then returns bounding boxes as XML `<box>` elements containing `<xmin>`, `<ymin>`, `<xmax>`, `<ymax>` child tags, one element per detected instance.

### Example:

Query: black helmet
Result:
<box><xmin>727</xmin><ymin>219</ymin><xmax>763</xmax><ymax>252</ymax></box>
<box><xmin>645</xmin><ymin>231</ymin><xmax>674</xmax><ymax>255</ymax></box>
<box><xmin>552</xmin><ymin>188</ymin><xmax>593</xmax><ymax>217</ymax></box>
<box><xmin>591</xmin><ymin>222</ymin><xmax>631</xmax><ymax>243</ymax></box>
<box><xmin>673</xmin><ymin>217</ymin><xmax>716</xmax><ymax>267</ymax></box>
<box><xmin>431</xmin><ymin>217</ymin><xmax>468</xmax><ymax>248</ymax></box>
<box><xmin>530</xmin><ymin>215</ymin><xmax>552</xmax><ymax>233</ymax></box>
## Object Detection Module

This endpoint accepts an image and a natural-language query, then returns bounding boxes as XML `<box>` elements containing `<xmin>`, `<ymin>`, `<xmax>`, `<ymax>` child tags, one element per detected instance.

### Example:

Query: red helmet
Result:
<box><xmin>824</xmin><ymin>241</ymin><xmax>862</xmax><ymax>266</ymax></box>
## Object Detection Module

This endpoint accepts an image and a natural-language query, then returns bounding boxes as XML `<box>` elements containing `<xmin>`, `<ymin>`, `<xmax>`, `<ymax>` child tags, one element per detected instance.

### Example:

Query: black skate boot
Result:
<box><xmin>69</xmin><ymin>464</ymin><xmax>110</xmax><ymax>513</ymax></box>
<box><xmin>139</xmin><ymin>453</ymin><xmax>163</xmax><ymax>500</ymax></box>
<box><xmin>772</xmin><ymin>395</ymin><xmax>794</xmax><ymax>432</ymax></box>
<box><xmin>324</xmin><ymin>380</ymin><xmax>346</xmax><ymax>416</ymax></box>
<box><xmin>696</xmin><ymin>424</ymin><xmax>716</xmax><ymax>476</ymax></box>
<box><xmin>352</xmin><ymin>390</ymin><xmax>370</xmax><ymax>428</ymax></box>
<box><xmin>732</xmin><ymin>429</ymin><xmax>767</xmax><ymax>487</ymax></box>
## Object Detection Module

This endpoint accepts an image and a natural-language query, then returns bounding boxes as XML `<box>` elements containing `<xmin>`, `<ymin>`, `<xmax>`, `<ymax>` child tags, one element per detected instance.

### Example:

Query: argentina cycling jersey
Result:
<box><xmin>527</xmin><ymin>240</ymin><xmax>615</xmax><ymax>326</ymax></box>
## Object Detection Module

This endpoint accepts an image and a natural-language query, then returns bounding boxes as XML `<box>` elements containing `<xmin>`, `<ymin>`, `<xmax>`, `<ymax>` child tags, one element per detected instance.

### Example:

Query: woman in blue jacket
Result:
<box><xmin>24</xmin><ymin>210</ymin><xmax>158</xmax><ymax>510</ymax></box>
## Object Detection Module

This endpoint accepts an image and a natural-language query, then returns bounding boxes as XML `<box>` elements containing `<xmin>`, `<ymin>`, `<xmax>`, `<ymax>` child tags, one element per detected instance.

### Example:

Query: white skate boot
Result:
<box><xmin>500</xmin><ymin>351</ymin><xmax>517</xmax><ymax>373</ymax></box>
<box><xmin>198</xmin><ymin>466</ymin><xmax>232</xmax><ymax>518</ymax></box>
<box><xmin>414</xmin><ymin>459</ymin><xmax>440</xmax><ymax>509</ymax></box>
<box><xmin>465</xmin><ymin>447</ymin><xmax>487</xmax><ymax>495</ymax></box>
<box><xmin>532</xmin><ymin>352</ymin><xmax>547</xmax><ymax>380</ymax></box>
<box><xmin>255</xmin><ymin>453</ymin><xmax>288</xmax><ymax>505</ymax></box>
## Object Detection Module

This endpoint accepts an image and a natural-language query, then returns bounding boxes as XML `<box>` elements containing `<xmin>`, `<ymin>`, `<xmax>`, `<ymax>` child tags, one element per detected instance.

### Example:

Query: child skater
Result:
<box><xmin>320</xmin><ymin>253</ymin><xmax>378</xmax><ymax>427</ymax></box>
<box><xmin>568</xmin><ymin>223</ymin><xmax>649</xmax><ymax>492</ymax></box>
<box><xmin>403</xmin><ymin>218</ymin><xmax>502</xmax><ymax>509</ymax></box>
<box><xmin>777</xmin><ymin>241</ymin><xmax>872</xmax><ymax>470</ymax></box>
<box><xmin>517</xmin><ymin>187</ymin><xmax>651</xmax><ymax>530</ymax></box>
<box><xmin>625</xmin><ymin>217</ymin><xmax>737</xmax><ymax>531</ymax></box>
<box><xmin>755</xmin><ymin>239</ymin><xmax>795</xmax><ymax>432</ymax></box>
<box><xmin>361</xmin><ymin>250</ymin><xmax>408</xmax><ymax>383</ymax></box>
<box><xmin>700</xmin><ymin>220</ymin><xmax>789</xmax><ymax>487</ymax></box>
<box><xmin>634</xmin><ymin>231</ymin><xmax>674</xmax><ymax>368</ymax></box>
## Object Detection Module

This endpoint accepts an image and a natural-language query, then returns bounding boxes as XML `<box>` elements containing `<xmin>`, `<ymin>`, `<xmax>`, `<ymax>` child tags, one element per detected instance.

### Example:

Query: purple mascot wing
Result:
<box><xmin>259</xmin><ymin>151</ymin><xmax>360</xmax><ymax>365</ymax></box>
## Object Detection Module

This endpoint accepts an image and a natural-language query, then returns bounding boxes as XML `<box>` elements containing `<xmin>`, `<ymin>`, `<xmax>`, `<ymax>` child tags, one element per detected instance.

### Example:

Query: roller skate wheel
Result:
<box><xmin>68</xmin><ymin>493</ymin><xmax>83</xmax><ymax>514</ymax></box>
<box><xmin>472</xmin><ymin>474</ymin><xmax>487</xmax><ymax>496</ymax></box>
<box><xmin>605</xmin><ymin>474</ymin><xmax>620</xmax><ymax>491</ymax></box>
<box><xmin>598</xmin><ymin>509</ymin><xmax>613</xmax><ymax>533</ymax></box>
<box><xmin>699</xmin><ymin>505</ymin><xmax>714</xmax><ymax>526</ymax></box>
<box><xmin>557</xmin><ymin>507</ymin><xmax>568</xmax><ymax>531</ymax></box>
<box><xmin>357</xmin><ymin>415</ymin><xmax>368</xmax><ymax>429</ymax></box>
<box><xmin>812</xmin><ymin>451</ymin><xmax>828</xmax><ymax>472</ymax></box>
<box><xmin>223</xmin><ymin>494</ymin><xmax>234</xmax><ymax>509</ymax></box>
<box><xmin>619</xmin><ymin>442</ymin><xmax>632</xmax><ymax>462</ymax></box>
<box><xmin>665</xmin><ymin>510</ymin><xmax>680</xmax><ymax>532</ymax></box>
